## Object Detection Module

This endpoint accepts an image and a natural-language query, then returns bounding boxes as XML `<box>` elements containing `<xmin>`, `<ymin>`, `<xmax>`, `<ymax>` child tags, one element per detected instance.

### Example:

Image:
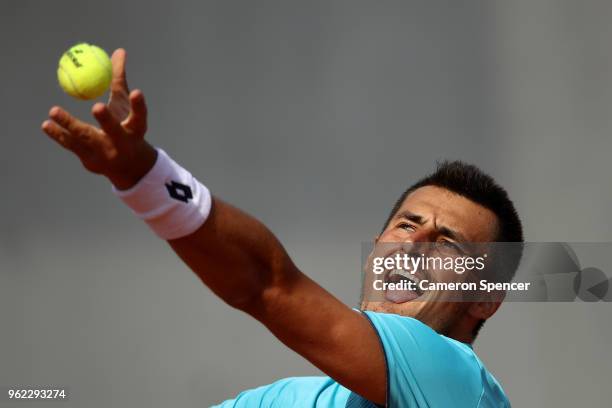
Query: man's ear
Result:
<box><xmin>468</xmin><ymin>301</ymin><xmax>502</xmax><ymax>320</ymax></box>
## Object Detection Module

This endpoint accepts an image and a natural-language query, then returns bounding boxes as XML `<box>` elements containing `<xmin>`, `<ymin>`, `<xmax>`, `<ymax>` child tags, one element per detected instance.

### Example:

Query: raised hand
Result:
<box><xmin>42</xmin><ymin>48</ymin><xmax>157</xmax><ymax>190</ymax></box>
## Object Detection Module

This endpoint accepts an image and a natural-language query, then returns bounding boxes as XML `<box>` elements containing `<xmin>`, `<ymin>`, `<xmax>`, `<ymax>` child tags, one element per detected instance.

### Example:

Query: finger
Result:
<box><xmin>123</xmin><ymin>89</ymin><xmax>148</xmax><ymax>134</ymax></box>
<box><xmin>41</xmin><ymin>120</ymin><xmax>70</xmax><ymax>148</ymax></box>
<box><xmin>49</xmin><ymin>106</ymin><xmax>93</xmax><ymax>136</ymax></box>
<box><xmin>92</xmin><ymin>103</ymin><xmax>125</xmax><ymax>140</ymax></box>
<box><xmin>42</xmin><ymin>119</ymin><xmax>93</xmax><ymax>157</ymax></box>
<box><xmin>110</xmin><ymin>48</ymin><xmax>129</xmax><ymax>94</ymax></box>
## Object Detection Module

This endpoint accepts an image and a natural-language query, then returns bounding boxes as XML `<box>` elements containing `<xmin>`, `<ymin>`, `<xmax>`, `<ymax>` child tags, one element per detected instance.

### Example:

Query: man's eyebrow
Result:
<box><xmin>395</xmin><ymin>210</ymin><xmax>468</xmax><ymax>242</ymax></box>
<box><xmin>437</xmin><ymin>225</ymin><xmax>466</xmax><ymax>242</ymax></box>
<box><xmin>394</xmin><ymin>211</ymin><xmax>425</xmax><ymax>224</ymax></box>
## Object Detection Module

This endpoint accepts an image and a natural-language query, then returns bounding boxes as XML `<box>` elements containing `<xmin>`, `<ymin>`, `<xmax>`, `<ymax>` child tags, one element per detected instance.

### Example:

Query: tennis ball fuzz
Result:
<box><xmin>57</xmin><ymin>43</ymin><xmax>112</xmax><ymax>100</ymax></box>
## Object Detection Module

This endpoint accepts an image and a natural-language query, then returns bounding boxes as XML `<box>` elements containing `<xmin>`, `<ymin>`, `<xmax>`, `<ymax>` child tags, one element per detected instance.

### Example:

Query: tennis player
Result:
<box><xmin>42</xmin><ymin>49</ymin><xmax>522</xmax><ymax>407</ymax></box>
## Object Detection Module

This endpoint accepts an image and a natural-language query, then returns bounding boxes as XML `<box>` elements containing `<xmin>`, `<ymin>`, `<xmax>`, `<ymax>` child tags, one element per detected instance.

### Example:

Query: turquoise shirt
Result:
<box><xmin>213</xmin><ymin>311</ymin><xmax>510</xmax><ymax>407</ymax></box>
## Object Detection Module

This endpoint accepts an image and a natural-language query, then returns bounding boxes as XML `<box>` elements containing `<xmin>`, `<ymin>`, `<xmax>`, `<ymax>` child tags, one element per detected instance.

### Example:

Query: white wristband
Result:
<box><xmin>112</xmin><ymin>148</ymin><xmax>212</xmax><ymax>240</ymax></box>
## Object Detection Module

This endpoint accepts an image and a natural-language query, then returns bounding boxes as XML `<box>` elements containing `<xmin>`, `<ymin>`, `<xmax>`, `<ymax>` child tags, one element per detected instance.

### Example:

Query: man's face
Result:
<box><xmin>361</xmin><ymin>185</ymin><xmax>499</xmax><ymax>335</ymax></box>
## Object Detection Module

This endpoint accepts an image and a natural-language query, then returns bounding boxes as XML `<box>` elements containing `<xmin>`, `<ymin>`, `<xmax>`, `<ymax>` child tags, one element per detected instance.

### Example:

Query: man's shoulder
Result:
<box><xmin>362</xmin><ymin>311</ymin><xmax>480</xmax><ymax>376</ymax></box>
<box><xmin>361</xmin><ymin>311</ymin><xmax>509</xmax><ymax>407</ymax></box>
<box><xmin>362</xmin><ymin>310</ymin><xmax>475</xmax><ymax>351</ymax></box>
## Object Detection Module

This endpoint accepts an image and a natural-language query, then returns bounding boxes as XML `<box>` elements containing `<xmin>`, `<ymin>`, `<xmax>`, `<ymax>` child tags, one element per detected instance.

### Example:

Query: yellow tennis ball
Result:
<box><xmin>57</xmin><ymin>43</ymin><xmax>112</xmax><ymax>100</ymax></box>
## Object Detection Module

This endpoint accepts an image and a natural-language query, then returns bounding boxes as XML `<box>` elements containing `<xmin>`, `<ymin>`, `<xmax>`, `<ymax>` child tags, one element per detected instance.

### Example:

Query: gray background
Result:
<box><xmin>1</xmin><ymin>0</ymin><xmax>611</xmax><ymax>406</ymax></box>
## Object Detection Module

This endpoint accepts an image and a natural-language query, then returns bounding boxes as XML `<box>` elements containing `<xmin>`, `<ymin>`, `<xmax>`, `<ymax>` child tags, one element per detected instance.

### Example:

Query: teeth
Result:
<box><xmin>389</xmin><ymin>269</ymin><xmax>420</xmax><ymax>284</ymax></box>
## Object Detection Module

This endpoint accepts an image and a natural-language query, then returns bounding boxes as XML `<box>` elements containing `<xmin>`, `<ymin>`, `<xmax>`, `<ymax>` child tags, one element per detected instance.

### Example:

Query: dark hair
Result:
<box><xmin>382</xmin><ymin>160</ymin><xmax>523</xmax><ymax>243</ymax></box>
<box><xmin>382</xmin><ymin>160</ymin><xmax>524</xmax><ymax>338</ymax></box>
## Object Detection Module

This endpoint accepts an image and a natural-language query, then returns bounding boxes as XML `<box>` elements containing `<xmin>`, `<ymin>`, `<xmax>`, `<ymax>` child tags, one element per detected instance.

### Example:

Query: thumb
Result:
<box><xmin>110</xmin><ymin>48</ymin><xmax>129</xmax><ymax>94</ymax></box>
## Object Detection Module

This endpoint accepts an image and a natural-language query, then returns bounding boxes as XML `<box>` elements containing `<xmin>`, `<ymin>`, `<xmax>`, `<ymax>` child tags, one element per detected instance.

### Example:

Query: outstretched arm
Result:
<box><xmin>42</xmin><ymin>49</ymin><xmax>386</xmax><ymax>404</ymax></box>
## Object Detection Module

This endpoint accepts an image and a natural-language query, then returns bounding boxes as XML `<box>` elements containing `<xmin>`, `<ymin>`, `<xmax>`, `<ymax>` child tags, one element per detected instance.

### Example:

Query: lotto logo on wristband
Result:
<box><xmin>165</xmin><ymin>181</ymin><xmax>193</xmax><ymax>203</ymax></box>
<box><xmin>114</xmin><ymin>148</ymin><xmax>211</xmax><ymax>240</ymax></box>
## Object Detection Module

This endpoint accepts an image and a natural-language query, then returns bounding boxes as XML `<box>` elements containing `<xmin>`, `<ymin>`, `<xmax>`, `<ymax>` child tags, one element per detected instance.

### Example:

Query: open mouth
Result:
<box><xmin>384</xmin><ymin>269</ymin><xmax>424</xmax><ymax>303</ymax></box>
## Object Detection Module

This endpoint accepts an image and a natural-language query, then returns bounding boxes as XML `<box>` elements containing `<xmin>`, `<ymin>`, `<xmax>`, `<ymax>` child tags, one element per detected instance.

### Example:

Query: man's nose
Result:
<box><xmin>406</xmin><ymin>228</ymin><xmax>435</xmax><ymax>243</ymax></box>
<box><xmin>402</xmin><ymin>229</ymin><xmax>436</xmax><ymax>254</ymax></box>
